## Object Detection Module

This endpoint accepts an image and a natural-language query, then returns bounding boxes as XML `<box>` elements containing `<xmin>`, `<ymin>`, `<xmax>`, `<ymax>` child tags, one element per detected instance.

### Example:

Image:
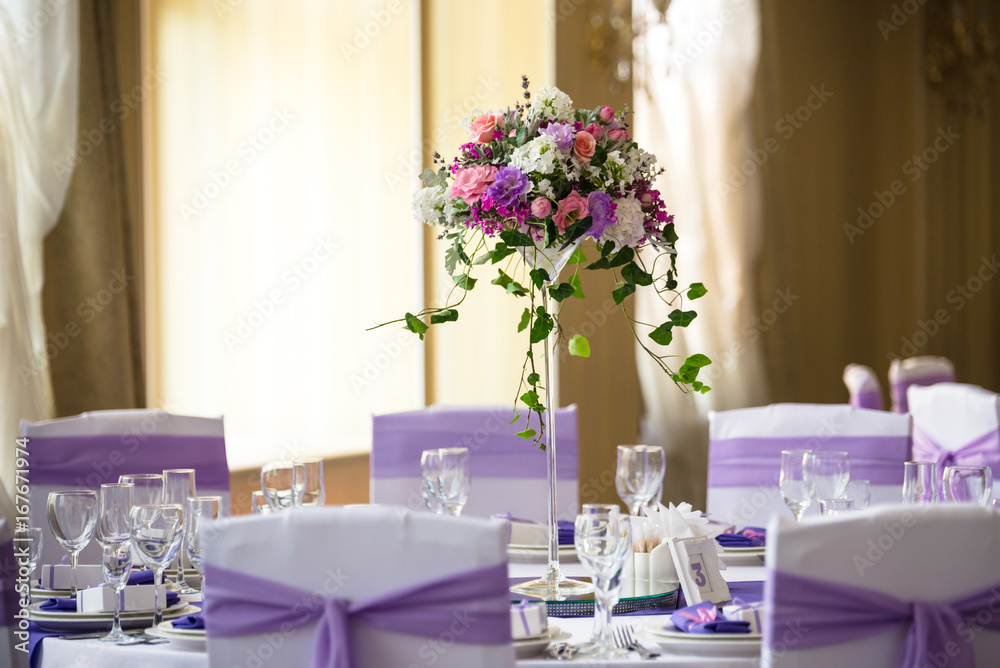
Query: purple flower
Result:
<box><xmin>539</xmin><ymin>123</ymin><xmax>574</xmax><ymax>152</ymax></box>
<box><xmin>586</xmin><ymin>192</ymin><xmax>616</xmax><ymax>239</ymax></box>
<box><xmin>485</xmin><ymin>166</ymin><xmax>530</xmax><ymax>208</ymax></box>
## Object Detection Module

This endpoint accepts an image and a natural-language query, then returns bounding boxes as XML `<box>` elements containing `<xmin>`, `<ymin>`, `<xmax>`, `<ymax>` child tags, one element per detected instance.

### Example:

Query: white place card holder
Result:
<box><xmin>666</xmin><ymin>536</ymin><xmax>730</xmax><ymax>605</ymax></box>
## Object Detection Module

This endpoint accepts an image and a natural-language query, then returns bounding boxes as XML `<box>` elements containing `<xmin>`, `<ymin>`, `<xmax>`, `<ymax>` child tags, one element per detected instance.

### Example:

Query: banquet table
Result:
<box><xmin>32</xmin><ymin>562</ymin><xmax>767</xmax><ymax>668</ymax></box>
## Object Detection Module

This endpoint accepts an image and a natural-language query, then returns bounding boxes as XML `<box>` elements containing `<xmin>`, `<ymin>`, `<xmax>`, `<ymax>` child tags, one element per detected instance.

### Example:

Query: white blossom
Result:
<box><xmin>606</xmin><ymin>195</ymin><xmax>646</xmax><ymax>249</ymax></box>
<box><xmin>411</xmin><ymin>185</ymin><xmax>447</xmax><ymax>226</ymax></box>
<box><xmin>530</xmin><ymin>86</ymin><xmax>574</xmax><ymax>123</ymax></box>
<box><xmin>510</xmin><ymin>135</ymin><xmax>560</xmax><ymax>175</ymax></box>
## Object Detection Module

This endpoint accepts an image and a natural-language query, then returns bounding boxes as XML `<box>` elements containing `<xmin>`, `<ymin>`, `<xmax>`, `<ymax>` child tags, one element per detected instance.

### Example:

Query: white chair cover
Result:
<box><xmin>202</xmin><ymin>506</ymin><xmax>514</xmax><ymax>668</ymax></box>
<box><xmin>763</xmin><ymin>504</ymin><xmax>1000</xmax><ymax>667</ymax></box>
<box><xmin>842</xmin><ymin>364</ymin><xmax>883</xmax><ymax>410</ymax></box>
<box><xmin>20</xmin><ymin>410</ymin><xmax>229</xmax><ymax>565</ymax></box>
<box><xmin>370</xmin><ymin>405</ymin><xmax>579</xmax><ymax>522</ymax></box>
<box><xmin>706</xmin><ymin>404</ymin><xmax>911</xmax><ymax>526</ymax></box>
<box><xmin>888</xmin><ymin>356</ymin><xmax>955</xmax><ymax>413</ymax></box>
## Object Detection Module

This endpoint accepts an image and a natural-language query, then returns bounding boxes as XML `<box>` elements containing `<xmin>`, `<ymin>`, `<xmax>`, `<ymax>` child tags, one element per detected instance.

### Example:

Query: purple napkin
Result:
<box><xmin>40</xmin><ymin>590</ymin><xmax>180</xmax><ymax>612</ymax></box>
<box><xmin>715</xmin><ymin>527</ymin><xmax>766</xmax><ymax>548</ymax></box>
<box><xmin>557</xmin><ymin>520</ymin><xmax>574</xmax><ymax>546</ymax></box>
<box><xmin>670</xmin><ymin>601</ymin><xmax>751</xmax><ymax>634</ymax></box>
<box><xmin>171</xmin><ymin>614</ymin><xmax>205</xmax><ymax>630</ymax></box>
<box><xmin>128</xmin><ymin>570</ymin><xmax>155</xmax><ymax>585</ymax></box>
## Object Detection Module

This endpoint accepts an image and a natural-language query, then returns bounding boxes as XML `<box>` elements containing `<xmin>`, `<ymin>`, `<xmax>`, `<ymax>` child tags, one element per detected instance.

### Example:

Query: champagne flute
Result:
<box><xmin>119</xmin><ymin>474</ymin><xmax>164</xmax><ymax>506</ymax></box>
<box><xmin>130</xmin><ymin>504</ymin><xmax>184</xmax><ymax>630</ymax></box>
<box><xmin>779</xmin><ymin>450</ymin><xmax>814</xmax><ymax>521</ymax></box>
<box><xmin>13</xmin><ymin>528</ymin><xmax>42</xmax><ymax>586</ymax></box>
<box><xmin>420</xmin><ymin>449</ymin><xmax>443</xmax><ymax>514</ymax></box>
<box><xmin>292</xmin><ymin>458</ymin><xmax>325</xmax><ymax>507</ymax></box>
<box><xmin>805</xmin><ymin>451</ymin><xmax>851</xmax><ymax>501</ymax></box>
<box><xmin>99</xmin><ymin>542</ymin><xmax>141</xmax><ymax>644</ymax></box>
<box><xmin>185</xmin><ymin>496</ymin><xmax>222</xmax><ymax>593</ymax></box>
<box><xmin>163</xmin><ymin>469</ymin><xmax>198</xmax><ymax>595</ymax></box>
<box><xmin>574</xmin><ymin>507</ymin><xmax>632</xmax><ymax>658</ymax></box>
<box><xmin>943</xmin><ymin>466</ymin><xmax>993</xmax><ymax>506</ymax></box>
<box><xmin>903</xmin><ymin>461</ymin><xmax>938</xmax><ymax>503</ymax></box>
<box><xmin>260</xmin><ymin>461</ymin><xmax>296</xmax><ymax>511</ymax></box>
<box><xmin>46</xmin><ymin>491</ymin><xmax>99</xmax><ymax>597</ymax></box>
<box><xmin>437</xmin><ymin>448</ymin><xmax>470</xmax><ymax>516</ymax></box>
<box><xmin>97</xmin><ymin>483</ymin><xmax>134</xmax><ymax>545</ymax></box>
<box><xmin>615</xmin><ymin>446</ymin><xmax>666</xmax><ymax>516</ymax></box>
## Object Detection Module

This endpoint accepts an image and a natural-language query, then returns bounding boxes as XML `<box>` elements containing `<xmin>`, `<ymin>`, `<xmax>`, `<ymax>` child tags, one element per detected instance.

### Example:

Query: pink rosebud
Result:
<box><xmin>584</xmin><ymin>123</ymin><xmax>603</xmax><ymax>140</ymax></box>
<box><xmin>573</xmin><ymin>131</ymin><xmax>596</xmax><ymax>163</ymax></box>
<box><xmin>449</xmin><ymin>164</ymin><xmax>498</xmax><ymax>205</ymax></box>
<box><xmin>607</xmin><ymin>129</ymin><xmax>628</xmax><ymax>143</ymax></box>
<box><xmin>468</xmin><ymin>113</ymin><xmax>498</xmax><ymax>144</ymax></box>
<box><xmin>639</xmin><ymin>191</ymin><xmax>653</xmax><ymax>205</ymax></box>
<box><xmin>599</xmin><ymin>105</ymin><xmax>615</xmax><ymax>124</ymax></box>
<box><xmin>552</xmin><ymin>191</ymin><xmax>589</xmax><ymax>234</ymax></box>
<box><xmin>531</xmin><ymin>197</ymin><xmax>552</xmax><ymax>219</ymax></box>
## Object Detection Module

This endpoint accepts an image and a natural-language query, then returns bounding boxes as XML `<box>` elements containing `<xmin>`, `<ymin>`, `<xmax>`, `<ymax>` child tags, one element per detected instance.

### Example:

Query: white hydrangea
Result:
<box><xmin>606</xmin><ymin>195</ymin><xmax>646</xmax><ymax>249</ymax></box>
<box><xmin>534</xmin><ymin>178</ymin><xmax>555</xmax><ymax>199</ymax></box>
<box><xmin>412</xmin><ymin>185</ymin><xmax>447</xmax><ymax>226</ymax></box>
<box><xmin>531</xmin><ymin>86</ymin><xmax>574</xmax><ymax>123</ymax></box>
<box><xmin>624</xmin><ymin>146</ymin><xmax>656</xmax><ymax>180</ymax></box>
<box><xmin>510</xmin><ymin>134</ymin><xmax>560</xmax><ymax>175</ymax></box>
<box><xmin>603</xmin><ymin>150</ymin><xmax>626</xmax><ymax>188</ymax></box>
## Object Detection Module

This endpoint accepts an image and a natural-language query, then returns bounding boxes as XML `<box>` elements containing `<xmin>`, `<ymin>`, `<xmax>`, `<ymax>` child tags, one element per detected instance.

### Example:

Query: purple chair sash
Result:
<box><xmin>912</xmin><ymin>426</ymin><xmax>1000</xmax><ymax>479</ymax></box>
<box><xmin>203</xmin><ymin>561</ymin><xmax>511</xmax><ymax>668</ymax></box>
<box><xmin>765</xmin><ymin>569</ymin><xmax>1000</xmax><ymax>667</ymax></box>
<box><xmin>371</xmin><ymin>408</ymin><xmax>577</xmax><ymax>480</ymax></box>
<box><xmin>890</xmin><ymin>373</ymin><xmax>954</xmax><ymax>414</ymax></box>
<box><xmin>708</xmin><ymin>435</ymin><xmax>910</xmax><ymax>488</ymax></box>
<box><xmin>850</xmin><ymin>388</ymin><xmax>884</xmax><ymax>411</ymax></box>
<box><xmin>27</xmin><ymin>434</ymin><xmax>230</xmax><ymax>490</ymax></box>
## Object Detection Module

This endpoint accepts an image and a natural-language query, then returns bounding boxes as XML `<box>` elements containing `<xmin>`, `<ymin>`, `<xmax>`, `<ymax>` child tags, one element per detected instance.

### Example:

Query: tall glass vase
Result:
<box><xmin>510</xmin><ymin>240</ymin><xmax>593</xmax><ymax>599</ymax></box>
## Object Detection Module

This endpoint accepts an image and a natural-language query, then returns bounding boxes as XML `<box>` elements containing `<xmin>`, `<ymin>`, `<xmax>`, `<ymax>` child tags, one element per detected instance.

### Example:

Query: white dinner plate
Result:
<box><xmin>641</xmin><ymin>622</ymin><xmax>761</xmax><ymax>657</ymax></box>
<box><xmin>150</xmin><ymin>621</ymin><xmax>207</xmax><ymax>652</ymax></box>
<box><xmin>507</xmin><ymin>545</ymin><xmax>578</xmax><ymax>563</ymax></box>
<box><xmin>721</xmin><ymin>546</ymin><xmax>766</xmax><ymax>565</ymax></box>
<box><xmin>512</xmin><ymin>626</ymin><xmax>568</xmax><ymax>659</ymax></box>
<box><xmin>28</xmin><ymin>602</ymin><xmax>200</xmax><ymax>633</ymax></box>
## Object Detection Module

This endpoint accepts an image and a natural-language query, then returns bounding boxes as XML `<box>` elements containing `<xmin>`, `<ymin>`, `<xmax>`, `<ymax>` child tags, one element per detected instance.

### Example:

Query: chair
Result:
<box><xmin>370</xmin><ymin>405</ymin><xmax>578</xmax><ymax>522</ymax></box>
<box><xmin>20</xmin><ymin>409</ymin><xmax>230</xmax><ymax>565</ymax></box>
<box><xmin>842</xmin><ymin>364</ymin><xmax>883</xmax><ymax>410</ymax></box>
<box><xmin>908</xmin><ymin>382</ymin><xmax>1000</xmax><ymax>498</ymax></box>
<box><xmin>762</xmin><ymin>504</ymin><xmax>1000</xmax><ymax>667</ymax></box>
<box><xmin>706</xmin><ymin>404</ymin><xmax>911</xmax><ymax>526</ymax></box>
<box><xmin>888</xmin><ymin>356</ymin><xmax>955</xmax><ymax>413</ymax></box>
<box><xmin>202</xmin><ymin>505</ymin><xmax>514</xmax><ymax>668</ymax></box>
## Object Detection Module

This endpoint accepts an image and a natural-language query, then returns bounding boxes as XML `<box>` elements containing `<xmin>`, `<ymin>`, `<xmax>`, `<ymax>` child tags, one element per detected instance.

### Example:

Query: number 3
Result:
<box><xmin>692</xmin><ymin>562</ymin><xmax>707</xmax><ymax>587</ymax></box>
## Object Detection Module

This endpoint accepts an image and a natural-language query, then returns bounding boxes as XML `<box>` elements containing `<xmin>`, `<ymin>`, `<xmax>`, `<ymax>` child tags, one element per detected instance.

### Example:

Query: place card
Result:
<box><xmin>666</xmin><ymin>536</ymin><xmax>730</xmax><ymax>605</ymax></box>
<box><xmin>77</xmin><ymin>584</ymin><xmax>158</xmax><ymax>614</ymax></box>
<box><xmin>39</xmin><ymin>565</ymin><xmax>104</xmax><ymax>590</ymax></box>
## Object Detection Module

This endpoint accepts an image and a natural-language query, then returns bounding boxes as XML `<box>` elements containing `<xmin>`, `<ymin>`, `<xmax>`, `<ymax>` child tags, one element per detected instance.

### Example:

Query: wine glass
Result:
<box><xmin>846</xmin><ymin>479</ymin><xmax>871</xmax><ymax>510</ymax></box>
<box><xmin>420</xmin><ymin>449</ymin><xmax>444</xmax><ymax>514</ymax></box>
<box><xmin>163</xmin><ymin>469</ymin><xmax>198</xmax><ymax>595</ymax></box>
<box><xmin>805</xmin><ymin>451</ymin><xmax>851</xmax><ymax>501</ymax></box>
<box><xmin>97</xmin><ymin>483</ymin><xmax>134</xmax><ymax>545</ymax></box>
<box><xmin>818</xmin><ymin>498</ymin><xmax>854</xmax><ymax>516</ymax></box>
<box><xmin>437</xmin><ymin>448</ymin><xmax>470</xmax><ymax>516</ymax></box>
<box><xmin>251</xmin><ymin>490</ymin><xmax>272</xmax><ymax>515</ymax></box>
<box><xmin>292</xmin><ymin>458</ymin><xmax>325</xmax><ymax>507</ymax></box>
<box><xmin>130</xmin><ymin>504</ymin><xmax>184</xmax><ymax>629</ymax></box>
<box><xmin>615</xmin><ymin>445</ymin><xmax>666</xmax><ymax>516</ymax></box>
<box><xmin>99</xmin><ymin>541</ymin><xmax>141</xmax><ymax>644</ymax></box>
<box><xmin>574</xmin><ymin>507</ymin><xmax>632</xmax><ymax>658</ymax></box>
<box><xmin>185</xmin><ymin>496</ymin><xmax>222</xmax><ymax>593</ymax></box>
<box><xmin>119</xmin><ymin>474</ymin><xmax>164</xmax><ymax>506</ymax></box>
<box><xmin>779</xmin><ymin>450</ymin><xmax>814</xmax><ymax>521</ymax></box>
<box><xmin>260</xmin><ymin>461</ymin><xmax>296</xmax><ymax>511</ymax></box>
<box><xmin>46</xmin><ymin>490</ymin><xmax>99</xmax><ymax>597</ymax></box>
<box><xmin>943</xmin><ymin>466</ymin><xmax>993</xmax><ymax>506</ymax></box>
<box><xmin>903</xmin><ymin>461</ymin><xmax>938</xmax><ymax>503</ymax></box>
<box><xmin>13</xmin><ymin>527</ymin><xmax>42</xmax><ymax>586</ymax></box>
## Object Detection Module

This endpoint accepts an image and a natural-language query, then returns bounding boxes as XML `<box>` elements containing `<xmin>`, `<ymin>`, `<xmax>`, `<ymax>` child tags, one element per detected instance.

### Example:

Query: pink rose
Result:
<box><xmin>468</xmin><ymin>113</ymin><xmax>498</xmax><ymax>143</ymax></box>
<box><xmin>599</xmin><ymin>105</ymin><xmax>615</xmax><ymax>124</ymax></box>
<box><xmin>573</xmin><ymin>131</ymin><xmax>596</xmax><ymax>163</ymax></box>
<box><xmin>639</xmin><ymin>191</ymin><xmax>653</xmax><ymax>206</ymax></box>
<box><xmin>584</xmin><ymin>123</ymin><xmax>603</xmax><ymax>140</ymax></box>
<box><xmin>552</xmin><ymin>191</ymin><xmax>589</xmax><ymax>233</ymax></box>
<box><xmin>531</xmin><ymin>197</ymin><xmax>552</xmax><ymax>219</ymax></box>
<box><xmin>450</xmin><ymin>165</ymin><xmax>498</xmax><ymax>204</ymax></box>
<box><xmin>609</xmin><ymin>129</ymin><xmax>629</xmax><ymax>143</ymax></box>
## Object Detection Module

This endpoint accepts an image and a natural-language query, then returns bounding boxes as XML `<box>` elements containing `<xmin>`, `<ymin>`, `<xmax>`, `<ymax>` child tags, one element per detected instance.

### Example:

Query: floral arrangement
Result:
<box><xmin>375</xmin><ymin>78</ymin><xmax>710</xmax><ymax>445</ymax></box>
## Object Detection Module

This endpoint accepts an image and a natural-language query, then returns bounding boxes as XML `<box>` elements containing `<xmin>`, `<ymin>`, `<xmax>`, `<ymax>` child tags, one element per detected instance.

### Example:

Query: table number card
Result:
<box><xmin>667</xmin><ymin>536</ymin><xmax>731</xmax><ymax>605</ymax></box>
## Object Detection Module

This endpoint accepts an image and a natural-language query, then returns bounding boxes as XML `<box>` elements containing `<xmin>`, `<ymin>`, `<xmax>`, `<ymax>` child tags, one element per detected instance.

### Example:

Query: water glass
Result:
<box><xmin>574</xmin><ymin>508</ymin><xmax>632</xmax><ymax>658</ymax></box>
<box><xmin>903</xmin><ymin>461</ymin><xmax>938</xmax><ymax>503</ymax></box>
<box><xmin>420</xmin><ymin>449</ymin><xmax>444</xmax><ymax>513</ymax></box>
<box><xmin>818</xmin><ymin>498</ymin><xmax>854</xmax><ymax>516</ymax></box>
<box><xmin>185</xmin><ymin>496</ymin><xmax>222</xmax><ymax>592</ymax></box>
<box><xmin>292</xmin><ymin>458</ymin><xmax>325</xmax><ymax>507</ymax></box>
<box><xmin>251</xmin><ymin>490</ymin><xmax>272</xmax><ymax>515</ymax></box>
<box><xmin>438</xmin><ymin>448</ymin><xmax>470</xmax><ymax>516</ymax></box>
<box><xmin>615</xmin><ymin>445</ymin><xmax>666</xmax><ymax>516</ymax></box>
<box><xmin>46</xmin><ymin>490</ymin><xmax>99</xmax><ymax>596</ymax></box>
<box><xmin>260</xmin><ymin>461</ymin><xmax>296</xmax><ymax>511</ymax></box>
<box><xmin>130</xmin><ymin>504</ymin><xmax>184</xmax><ymax>628</ymax></box>
<box><xmin>163</xmin><ymin>469</ymin><xmax>197</xmax><ymax>594</ymax></box>
<box><xmin>97</xmin><ymin>483</ymin><xmax>134</xmax><ymax>545</ymax></box>
<box><xmin>119</xmin><ymin>474</ymin><xmax>164</xmax><ymax>506</ymax></box>
<box><xmin>846</xmin><ymin>479</ymin><xmax>871</xmax><ymax>510</ymax></box>
<box><xmin>805</xmin><ymin>451</ymin><xmax>851</xmax><ymax>501</ymax></box>
<box><xmin>779</xmin><ymin>450</ymin><xmax>814</xmax><ymax>521</ymax></box>
<box><xmin>99</xmin><ymin>542</ymin><xmax>140</xmax><ymax>644</ymax></box>
<box><xmin>943</xmin><ymin>466</ymin><xmax>993</xmax><ymax>506</ymax></box>
<box><xmin>13</xmin><ymin>528</ymin><xmax>42</xmax><ymax>585</ymax></box>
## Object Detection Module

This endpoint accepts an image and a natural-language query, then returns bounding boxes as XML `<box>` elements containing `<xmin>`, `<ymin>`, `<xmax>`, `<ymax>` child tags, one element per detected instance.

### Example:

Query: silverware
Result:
<box><xmin>59</xmin><ymin>629</ymin><xmax>147</xmax><ymax>641</ymax></box>
<box><xmin>613</xmin><ymin>624</ymin><xmax>660</xmax><ymax>659</ymax></box>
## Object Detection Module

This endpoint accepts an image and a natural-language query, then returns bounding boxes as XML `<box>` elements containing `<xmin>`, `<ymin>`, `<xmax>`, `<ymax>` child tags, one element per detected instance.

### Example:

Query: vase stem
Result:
<box><xmin>543</xmin><ymin>285</ymin><xmax>560</xmax><ymax>582</ymax></box>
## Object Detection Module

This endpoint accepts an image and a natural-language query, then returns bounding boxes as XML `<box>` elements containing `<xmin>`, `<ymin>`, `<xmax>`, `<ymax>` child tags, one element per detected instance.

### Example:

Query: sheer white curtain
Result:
<box><xmin>0</xmin><ymin>0</ymin><xmax>78</xmax><ymax>496</ymax></box>
<box><xmin>633</xmin><ymin>0</ymin><xmax>767</xmax><ymax>503</ymax></box>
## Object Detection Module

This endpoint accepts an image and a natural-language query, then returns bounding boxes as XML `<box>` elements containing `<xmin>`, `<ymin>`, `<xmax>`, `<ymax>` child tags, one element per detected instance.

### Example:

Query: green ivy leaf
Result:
<box><xmin>669</xmin><ymin>309</ymin><xmax>697</xmax><ymax>327</ymax></box>
<box><xmin>608</xmin><ymin>246</ymin><xmax>634</xmax><ymax>268</ymax></box>
<box><xmin>515</xmin><ymin>428</ymin><xmax>537</xmax><ymax>440</ymax></box>
<box><xmin>687</xmin><ymin>282</ymin><xmax>708</xmax><ymax>299</ymax></box>
<box><xmin>649</xmin><ymin>322</ymin><xmax>673</xmax><ymax>346</ymax></box>
<box><xmin>548</xmin><ymin>282</ymin><xmax>576</xmax><ymax>302</ymax></box>
<box><xmin>404</xmin><ymin>313</ymin><xmax>428</xmax><ymax>339</ymax></box>
<box><xmin>527</xmin><ymin>372</ymin><xmax>540</xmax><ymax>385</ymax></box>
<box><xmin>560</xmin><ymin>216</ymin><xmax>592</xmax><ymax>249</ymax></box>
<box><xmin>665</xmin><ymin>279</ymin><xmax>678</xmax><ymax>290</ymax></box>
<box><xmin>684</xmin><ymin>353</ymin><xmax>712</xmax><ymax>368</ymax></box>
<box><xmin>517</xmin><ymin>307</ymin><xmax>531</xmax><ymax>333</ymax></box>
<box><xmin>529</xmin><ymin>268</ymin><xmax>550</xmax><ymax>289</ymax></box>
<box><xmin>590</xmin><ymin>143</ymin><xmax>608</xmax><ymax>168</ymax></box>
<box><xmin>663</xmin><ymin>222</ymin><xmax>678</xmax><ymax>244</ymax></box>
<box><xmin>584</xmin><ymin>257</ymin><xmax>611</xmax><ymax>270</ymax></box>
<box><xmin>491</xmin><ymin>243</ymin><xmax>517</xmax><ymax>264</ymax></box>
<box><xmin>430</xmin><ymin>309</ymin><xmax>459</xmax><ymax>325</ymax></box>
<box><xmin>500</xmin><ymin>229</ymin><xmax>535</xmax><ymax>247</ymax></box>
<box><xmin>509</xmin><ymin>413</ymin><xmax>520</xmax><ymax>425</ymax></box>
<box><xmin>612</xmin><ymin>282</ymin><xmax>636</xmax><ymax>305</ymax></box>
<box><xmin>453</xmin><ymin>274</ymin><xmax>477</xmax><ymax>290</ymax></box>
<box><xmin>568</xmin><ymin>247</ymin><xmax>588</xmax><ymax>265</ymax></box>
<box><xmin>530</xmin><ymin>311</ymin><xmax>554</xmax><ymax>343</ymax></box>
<box><xmin>621</xmin><ymin>262</ymin><xmax>653</xmax><ymax>286</ymax></box>
<box><xmin>568</xmin><ymin>334</ymin><xmax>591</xmax><ymax>357</ymax></box>
<box><xmin>601</xmin><ymin>240</ymin><xmax>615</xmax><ymax>257</ymax></box>
<box><xmin>516</xmin><ymin>125</ymin><xmax>527</xmax><ymax>146</ymax></box>
<box><xmin>492</xmin><ymin>271</ymin><xmax>526</xmax><ymax>297</ymax></box>
<box><xmin>568</xmin><ymin>274</ymin><xmax>585</xmax><ymax>298</ymax></box>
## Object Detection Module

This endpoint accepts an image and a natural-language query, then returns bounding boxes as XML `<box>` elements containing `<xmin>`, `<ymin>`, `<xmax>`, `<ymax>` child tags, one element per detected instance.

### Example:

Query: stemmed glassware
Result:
<box><xmin>163</xmin><ymin>469</ymin><xmax>198</xmax><ymax>595</ymax></box>
<box><xmin>437</xmin><ymin>448</ymin><xmax>470</xmax><ymax>516</ymax></box>
<box><xmin>615</xmin><ymin>446</ymin><xmax>666</xmax><ymax>516</ymax></box>
<box><xmin>420</xmin><ymin>449</ymin><xmax>444</xmax><ymax>513</ymax></box>
<box><xmin>46</xmin><ymin>490</ymin><xmax>99</xmax><ymax>597</ymax></box>
<box><xmin>779</xmin><ymin>450</ymin><xmax>814</xmax><ymax>521</ymax></box>
<box><xmin>184</xmin><ymin>496</ymin><xmax>222</xmax><ymax>593</ymax></box>
<box><xmin>805</xmin><ymin>451</ymin><xmax>851</xmax><ymax>502</ymax></box>
<box><xmin>943</xmin><ymin>466</ymin><xmax>993</xmax><ymax>506</ymax></box>
<box><xmin>130</xmin><ymin>504</ymin><xmax>184</xmax><ymax>629</ymax></box>
<box><xmin>119</xmin><ymin>474</ymin><xmax>164</xmax><ymax>506</ymax></box>
<box><xmin>251</xmin><ymin>491</ymin><xmax>272</xmax><ymax>515</ymax></box>
<box><xmin>818</xmin><ymin>498</ymin><xmax>854</xmax><ymax>516</ymax></box>
<box><xmin>846</xmin><ymin>479</ymin><xmax>871</xmax><ymax>510</ymax></box>
<box><xmin>260</xmin><ymin>461</ymin><xmax>296</xmax><ymax>511</ymax></box>
<box><xmin>573</xmin><ymin>505</ymin><xmax>632</xmax><ymax>658</ymax></box>
<box><xmin>13</xmin><ymin>527</ymin><xmax>42</xmax><ymax>586</ymax></box>
<box><xmin>903</xmin><ymin>461</ymin><xmax>938</xmax><ymax>503</ymax></box>
<box><xmin>96</xmin><ymin>483</ymin><xmax>140</xmax><ymax>644</ymax></box>
<box><xmin>292</xmin><ymin>458</ymin><xmax>325</xmax><ymax>507</ymax></box>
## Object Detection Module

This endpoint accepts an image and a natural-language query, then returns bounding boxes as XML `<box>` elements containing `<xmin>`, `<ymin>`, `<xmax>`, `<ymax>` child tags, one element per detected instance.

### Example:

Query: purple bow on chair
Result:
<box><xmin>203</xmin><ymin>561</ymin><xmax>511</xmax><ymax>668</ymax></box>
<box><xmin>912</xmin><ymin>427</ymin><xmax>1000</xmax><ymax>481</ymax></box>
<box><xmin>767</xmin><ymin>569</ymin><xmax>1000</xmax><ymax>667</ymax></box>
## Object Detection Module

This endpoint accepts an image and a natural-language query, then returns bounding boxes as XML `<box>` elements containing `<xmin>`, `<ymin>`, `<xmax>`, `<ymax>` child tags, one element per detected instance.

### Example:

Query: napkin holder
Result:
<box><xmin>77</xmin><ymin>584</ymin><xmax>159</xmax><ymax>614</ymax></box>
<box><xmin>40</xmin><ymin>564</ymin><xmax>104</xmax><ymax>590</ymax></box>
<box><xmin>722</xmin><ymin>600</ymin><xmax>765</xmax><ymax>633</ymax></box>
<box><xmin>510</xmin><ymin>602</ymin><xmax>548</xmax><ymax>639</ymax></box>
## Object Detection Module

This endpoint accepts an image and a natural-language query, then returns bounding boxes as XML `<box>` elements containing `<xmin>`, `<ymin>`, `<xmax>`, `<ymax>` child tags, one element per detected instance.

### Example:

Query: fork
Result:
<box><xmin>613</xmin><ymin>624</ymin><xmax>660</xmax><ymax>659</ymax></box>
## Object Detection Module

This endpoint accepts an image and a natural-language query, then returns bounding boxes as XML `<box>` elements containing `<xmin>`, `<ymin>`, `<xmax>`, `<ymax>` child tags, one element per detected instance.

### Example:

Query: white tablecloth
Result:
<box><xmin>35</xmin><ymin>563</ymin><xmax>766</xmax><ymax>668</ymax></box>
